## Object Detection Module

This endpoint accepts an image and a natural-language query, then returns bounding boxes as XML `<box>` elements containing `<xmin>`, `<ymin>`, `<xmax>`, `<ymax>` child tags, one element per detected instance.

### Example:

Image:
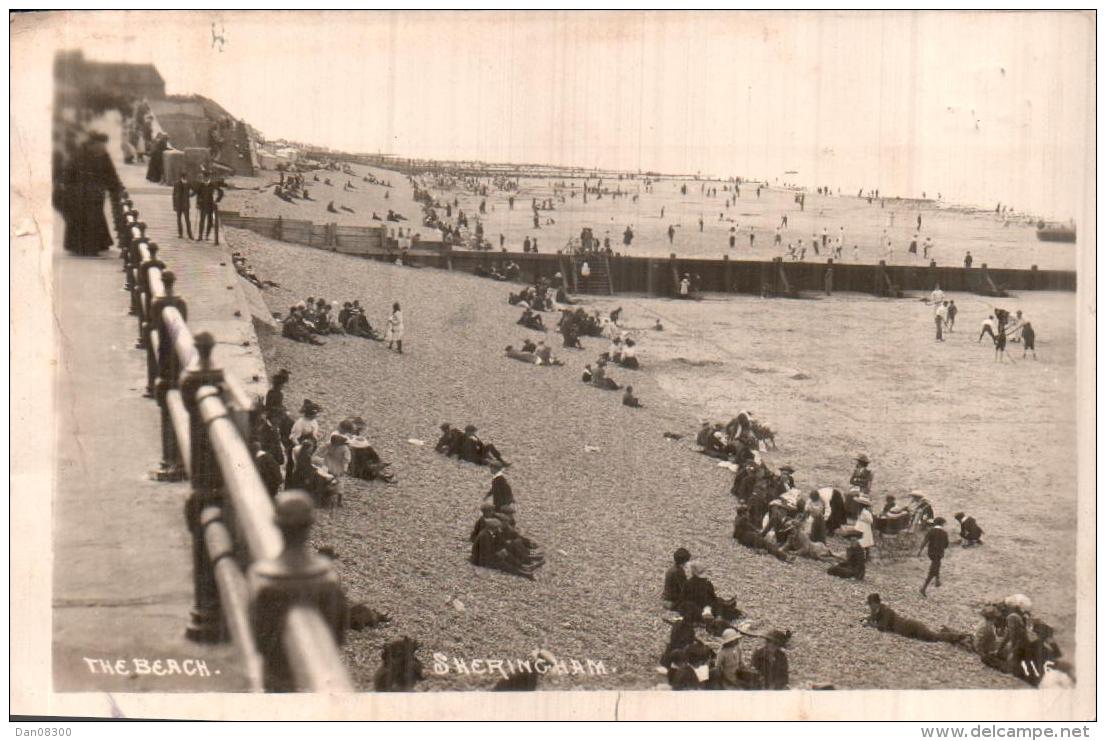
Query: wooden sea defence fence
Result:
<box><xmin>219</xmin><ymin>211</ymin><xmax>1076</xmax><ymax>298</ymax></box>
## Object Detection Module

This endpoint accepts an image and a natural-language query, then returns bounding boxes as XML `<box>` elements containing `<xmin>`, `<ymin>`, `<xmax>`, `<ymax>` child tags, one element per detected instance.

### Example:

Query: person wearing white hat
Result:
<box><xmin>712</xmin><ymin>628</ymin><xmax>749</xmax><ymax>689</ymax></box>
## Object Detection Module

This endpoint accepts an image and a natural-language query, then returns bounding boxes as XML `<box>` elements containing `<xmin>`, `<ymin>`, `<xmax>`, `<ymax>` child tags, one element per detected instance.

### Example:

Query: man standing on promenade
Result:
<box><xmin>172</xmin><ymin>172</ymin><xmax>194</xmax><ymax>240</ymax></box>
<box><xmin>195</xmin><ymin>168</ymin><xmax>224</xmax><ymax>245</ymax></box>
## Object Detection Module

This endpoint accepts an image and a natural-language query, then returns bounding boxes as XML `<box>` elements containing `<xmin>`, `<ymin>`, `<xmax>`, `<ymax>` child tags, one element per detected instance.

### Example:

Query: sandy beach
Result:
<box><xmin>228</xmin><ymin>220</ymin><xmax>1075</xmax><ymax>692</ymax></box>
<box><xmin>222</xmin><ymin>162</ymin><xmax>1077</xmax><ymax>271</ymax></box>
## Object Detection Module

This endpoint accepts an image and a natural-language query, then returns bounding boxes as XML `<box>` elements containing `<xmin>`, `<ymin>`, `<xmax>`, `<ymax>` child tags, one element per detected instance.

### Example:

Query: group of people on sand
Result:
<box><xmin>435</xmin><ymin>423</ymin><xmax>511</xmax><ymax>468</ymax></box>
<box><xmin>432</xmin><ymin>423</ymin><xmax>546</xmax><ymax>579</ymax></box>
<box><xmin>928</xmin><ymin>288</ymin><xmax>1039</xmax><ymax>361</ymax></box>
<box><xmin>659</xmin><ymin>549</ymin><xmax>792</xmax><ymax>690</ymax></box>
<box><xmin>249</xmin><ymin>373</ymin><xmax>395</xmax><ymax>508</ymax></box>
<box><xmin>581</xmin><ymin>327</ymin><xmax>644</xmax><ymax>407</ymax></box>
<box><xmin>505</xmin><ymin>338</ymin><xmax>563</xmax><ymax>367</ymax></box>
<box><xmin>979</xmin><ymin>307</ymin><xmax>1038</xmax><ymax>361</ymax></box>
<box><xmin>282</xmin><ymin>297</ymin><xmax>405</xmax><ymax>353</ymax></box>
<box><xmin>469</xmin><ymin>463</ymin><xmax>546</xmax><ymax>579</ymax></box>
<box><xmin>676</xmin><ymin>410</ymin><xmax>1068</xmax><ymax>687</ymax></box>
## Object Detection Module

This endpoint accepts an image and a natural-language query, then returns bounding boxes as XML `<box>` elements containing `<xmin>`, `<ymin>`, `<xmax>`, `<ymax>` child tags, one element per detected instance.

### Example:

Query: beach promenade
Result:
<box><xmin>51</xmin><ymin>131</ymin><xmax>268</xmax><ymax>691</ymax></box>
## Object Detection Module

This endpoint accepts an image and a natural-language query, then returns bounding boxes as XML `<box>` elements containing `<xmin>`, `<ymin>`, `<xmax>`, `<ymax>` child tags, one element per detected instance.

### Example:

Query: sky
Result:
<box><xmin>40</xmin><ymin>10</ymin><xmax>1095</xmax><ymax>220</ymax></box>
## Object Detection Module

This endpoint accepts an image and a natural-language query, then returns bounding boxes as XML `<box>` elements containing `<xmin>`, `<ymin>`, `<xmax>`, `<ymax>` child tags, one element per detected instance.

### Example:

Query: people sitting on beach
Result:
<box><xmin>973</xmin><ymin>595</ymin><xmax>1062</xmax><ymax>685</ymax></box>
<box><xmin>590</xmin><ymin>360</ymin><xmax>621</xmax><ymax>390</ymax></box>
<box><xmin>619</xmin><ymin>339</ymin><xmax>640</xmax><ymax>369</ymax></box>
<box><xmin>338</xmin><ymin>301</ymin><xmax>381</xmax><ymax>339</ymax></box>
<box><xmin>683</xmin><ymin>561</ymin><xmax>738</xmax><ymax>618</ymax></box>
<box><xmin>622</xmin><ymin>385</ymin><xmax>642</xmax><ymax>408</ymax></box>
<box><xmin>435</xmin><ymin>422</ymin><xmax>465</xmax><ymax>458</ymax></box>
<box><xmin>534</xmin><ymin>340</ymin><xmax>562</xmax><ymax>366</ymax></box>
<box><xmin>469</xmin><ymin>509</ymin><xmax>545</xmax><ymax>580</ymax></box>
<box><xmin>518</xmin><ymin>308</ymin><xmax>546</xmax><ymax>331</ymax></box>
<box><xmin>314</xmin><ymin>303</ymin><xmax>343</xmax><ymax>335</ymax></box>
<box><xmin>460</xmin><ymin>425</ymin><xmax>510</xmax><ymax>467</ymax></box>
<box><xmin>287</xmin><ymin>435</ymin><xmax>340</xmax><ymax>506</ymax></box>
<box><xmin>336</xmin><ymin>418</ymin><xmax>396</xmax><ymax>483</ymax></box>
<box><xmin>827</xmin><ymin>530</ymin><xmax>866</xmax><ymax>580</ymax></box>
<box><xmin>750</xmin><ymin>630</ymin><xmax>792</xmax><ymax>690</ymax></box>
<box><xmin>733</xmin><ymin>505</ymin><xmax>793</xmax><ymax>563</ymax></box>
<box><xmin>558</xmin><ymin>310</ymin><xmax>585</xmax><ymax>348</ymax></box>
<box><xmin>282</xmin><ymin>306</ymin><xmax>324</xmax><ymax>345</ymax></box>
<box><xmin>475</xmin><ymin>265</ymin><xmax>508</xmax><ymax>281</ymax></box>
<box><xmin>863</xmin><ymin>594</ymin><xmax>970</xmax><ymax>646</ymax></box>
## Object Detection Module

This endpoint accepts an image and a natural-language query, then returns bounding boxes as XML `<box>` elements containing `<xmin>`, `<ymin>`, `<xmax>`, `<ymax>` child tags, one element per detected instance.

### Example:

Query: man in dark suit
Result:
<box><xmin>919</xmin><ymin>517</ymin><xmax>951</xmax><ymax>596</ymax></box>
<box><xmin>195</xmin><ymin>168</ymin><xmax>224</xmax><ymax>244</ymax></box>
<box><xmin>172</xmin><ymin>173</ymin><xmax>194</xmax><ymax>239</ymax></box>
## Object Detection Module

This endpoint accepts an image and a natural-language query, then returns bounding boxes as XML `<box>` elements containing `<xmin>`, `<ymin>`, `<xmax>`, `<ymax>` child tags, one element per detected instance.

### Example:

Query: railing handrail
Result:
<box><xmin>114</xmin><ymin>188</ymin><xmax>352</xmax><ymax>693</ymax></box>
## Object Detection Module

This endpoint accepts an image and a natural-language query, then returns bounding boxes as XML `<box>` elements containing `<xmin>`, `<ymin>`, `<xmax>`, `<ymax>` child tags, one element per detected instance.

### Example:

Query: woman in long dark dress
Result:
<box><xmin>146</xmin><ymin>133</ymin><xmax>170</xmax><ymax>183</ymax></box>
<box><xmin>62</xmin><ymin>132</ymin><xmax>122</xmax><ymax>256</ymax></box>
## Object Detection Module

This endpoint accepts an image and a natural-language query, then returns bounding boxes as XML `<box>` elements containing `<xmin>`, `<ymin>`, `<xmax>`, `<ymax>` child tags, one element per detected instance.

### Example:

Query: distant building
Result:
<box><xmin>55</xmin><ymin>50</ymin><xmax>166</xmax><ymax>101</ymax></box>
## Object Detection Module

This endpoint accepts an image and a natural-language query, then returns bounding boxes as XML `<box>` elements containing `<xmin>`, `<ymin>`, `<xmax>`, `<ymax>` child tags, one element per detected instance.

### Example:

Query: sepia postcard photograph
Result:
<box><xmin>8</xmin><ymin>8</ymin><xmax>1097</xmax><ymax>726</ymax></box>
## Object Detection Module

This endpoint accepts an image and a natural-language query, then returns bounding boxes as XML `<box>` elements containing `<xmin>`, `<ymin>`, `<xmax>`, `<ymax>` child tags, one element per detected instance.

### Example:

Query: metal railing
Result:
<box><xmin>111</xmin><ymin>190</ymin><xmax>353</xmax><ymax>693</ymax></box>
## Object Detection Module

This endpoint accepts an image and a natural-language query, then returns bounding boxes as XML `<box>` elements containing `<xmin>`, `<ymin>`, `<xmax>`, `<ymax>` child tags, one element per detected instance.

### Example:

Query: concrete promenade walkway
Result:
<box><xmin>51</xmin><ymin>131</ymin><xmax>268</xmax><ymax>692</ymax></box>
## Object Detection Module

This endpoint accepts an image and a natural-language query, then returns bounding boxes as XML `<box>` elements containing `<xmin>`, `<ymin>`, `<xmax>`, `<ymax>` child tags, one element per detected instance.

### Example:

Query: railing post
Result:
<box><xmin>136</xmin><ymin>243</ymin><xmax>165</xmax><ymax>349</ymax></box>
<box><xmin>146</xmin><ymin>270</ymin><xmax>188</xmax><ymax>399</ymax></box>
<box><xmin>122</xmin><ymin>214</ymin><xmax>143</xmax><ymax>298</ymax></box>
<box><xmin>180</xmin><ymin>332</ymin><xmax>228</xmax><ymax>643</ymax></box>
<box><xmin>249</xmin><ymin>492</ymin><xmax>346</xmax><ymax>692</ymax></box>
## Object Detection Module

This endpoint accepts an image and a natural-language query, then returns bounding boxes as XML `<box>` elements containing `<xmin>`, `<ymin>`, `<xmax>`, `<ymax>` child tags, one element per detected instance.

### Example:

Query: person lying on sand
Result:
<box><xmin>461</xmin><ymin>426</ymin><xmax>510</xmax><ymax>467</ymax></box>
<box><xmin>863</xmin><ymin>594</ymin><xmax>970</xmax><ymax>647</ymax></box>
<box><xmin>784</xmin><ymin>526</ymin><xmax>838</xmax><ymax>562</ymax></box>
<box><xmin>505</xmin><ymin>345</ymin><xmax>539</xmax><ymax>364</ymax></box>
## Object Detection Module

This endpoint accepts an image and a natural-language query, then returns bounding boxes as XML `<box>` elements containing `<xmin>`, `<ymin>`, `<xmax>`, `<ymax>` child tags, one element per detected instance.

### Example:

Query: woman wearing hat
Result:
<box><xmin>750</xmin><ymin>629</ymin><xmax>791</xmax><ymax>690</ymax></box>
<box><xmin>61</xmin><ymin>131</ymin><xmax>123</xmax><ymax>256</ymax></box>
<box><xmin>289</xmin><ymin>399</ymin><xmax>323</xmax><ymax>445</ymax></box>
<box><xmin>849</xmin><ymin>454</ymin><xmax>873</xmax><ymax>495</ymax></box>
